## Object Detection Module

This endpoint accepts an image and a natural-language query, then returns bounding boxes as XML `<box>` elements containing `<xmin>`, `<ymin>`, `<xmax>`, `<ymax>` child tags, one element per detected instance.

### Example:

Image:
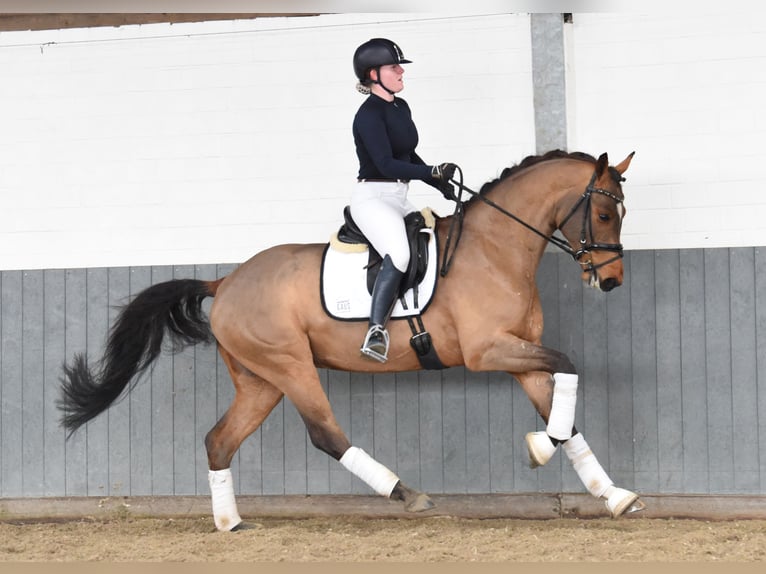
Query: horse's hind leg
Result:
<box><xmin>239</xmin><ymin>353</ymin><xmax>434</xmax><ymax>513</ymax></box>
<box><xmin>205</xmin><ymin>346</ymin><xmax>284</xmax><ymax>531</ymax></box>
<box><xmin>297</xmin><ymin>376</ymin><xmax>434</xmax><ymax>512</ymax></box>
<box><xmin>515</xmin><ymin>371</ymin><xmax>645</xmax><ymax>518</ymax></box>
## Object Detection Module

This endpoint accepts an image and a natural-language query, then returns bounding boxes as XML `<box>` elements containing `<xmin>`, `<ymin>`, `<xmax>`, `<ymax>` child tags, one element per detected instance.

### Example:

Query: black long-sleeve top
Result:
<box><xmin>353</xmin><ymin>94</ymin><xmax>439</xmax><ymax>188</ymax></box>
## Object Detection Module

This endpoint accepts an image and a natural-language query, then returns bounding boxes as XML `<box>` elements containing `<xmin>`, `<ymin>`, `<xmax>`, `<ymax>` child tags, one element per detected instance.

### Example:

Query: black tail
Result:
<box><xmin>58</xmin><ymin>278</ymin><xmax>218</xmax><ymax>436</ymax></box>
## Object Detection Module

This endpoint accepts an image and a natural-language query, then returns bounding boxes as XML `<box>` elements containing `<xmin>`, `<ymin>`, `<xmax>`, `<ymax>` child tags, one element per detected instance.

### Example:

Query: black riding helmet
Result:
<box><xmin>353</xmin><ymin>38</ymin><xmax>412</xmax><ymax>94</ymax></box>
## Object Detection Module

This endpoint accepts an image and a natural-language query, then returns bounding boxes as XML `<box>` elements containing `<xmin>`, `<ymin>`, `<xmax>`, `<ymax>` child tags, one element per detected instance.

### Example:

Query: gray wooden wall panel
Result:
<box><xmin>64</xmin><ymin>269</ymin><xmax>87</xmax><ymax>496</ymax></box>
<box><xmin>396</xmin><ymin>371</ymin><xmax>422</xmax><ymax>491</ymax></box>
<box><xmin>654</xmin><ymin>251</ymin><xmax>683</xmax><ymax>493</ymax></box>
<box><xmin>43</xmin><ymin>269</ymin><xmax>66</xmax><ymax>496</ymax></box>
<box><xmin>487</xmin><ymin>370</ymin><xmax>513</xmax><ymax>493</ymax></box>
<box><xmin>704</xmin><ymin>250</ymin><xmax>734</xmax><ymax>493</ymax></box>
<box><xmin>373</xmin><ymin>374</ymin><xmax>397</xmax><ymax>491</ymax></box>
<box><xmin>85</xmin><ymin>268</ymin><xmax>109</xmax><ymax>497</ymax></box>
<box><xmin>756</xmin><ymin>248</ymin><xmax>766</xmax><ymax>492</ymax></box>
<box><xmin>128</xmin><ymin>266</ymin><xmax>152</xmax><ymax>496</ymax></box>
<box><xmin>108</xmin><ymin>267</ymin><xmax>131</xmax><ymax>497</ymax></box>
<box><xmin>679</xmin><ymin>249</ymin><xmax>709</xmax><ymax>492</ymax></box>
<box><xmin>1</xmin><ymin>271</ymin><xmax>22</xmax><ymax>497</ymax></box>
<box><xmin>348</xmin><ymin>371</ymin><xmax>373</xmax><ymax>495</ymax></box>
<box><xmin>631</xmin><ymin>251</ymin><xmax>660</xmax><ymax>493</ymax></box>
<box><xmin>579</xmin><ymin>281</ymin><xmax>610</xmax><ymax>493</ymax></box>
<box><xmin>465</xmin><ymin>372</ymin><xmax>490</xmax><ymax>494</ymax></box>
<box><xmin>2</xmin><ymin>248</ymin><xmax>766</xmax><ymax>500</ymax></box>
<box><xmin>148</xmin><ymin>266</ymin><xmax>174</xmax><ymax>496</ymax></box>
<box><xmin>607</xmin><ymin>257</ymin><xmax>636</xmax><ymax>490</ymax></box>
<box><xmin>171</xmin><ymin>265</ymin><xmax>196</xmax><ymax>495</ymax></box>
<box><xmin>730</xmin><ymin>248</ymin><xmax>759</xmax><ymax>492</ymax></box>
<box><xmin>328</xmin><ymin>370</ymin><xmax>351</xmax><ymax>494</ymax></box>
<box><xmin>22</xmin><ymin>271</ymin><xmax>44</xmax><ymax>497</ymax></box>
<box><xmin>418</xmin><ymin>369</ymin><xmax>444</xmax><ymax>493</ymax></box>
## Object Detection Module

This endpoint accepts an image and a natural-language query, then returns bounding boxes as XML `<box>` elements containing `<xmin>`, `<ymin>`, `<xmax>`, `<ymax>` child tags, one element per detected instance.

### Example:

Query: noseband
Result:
<box><xmin>440</xmin><ymin>166</ymin><xmax>625</xmax><ymax>278</ymax></box>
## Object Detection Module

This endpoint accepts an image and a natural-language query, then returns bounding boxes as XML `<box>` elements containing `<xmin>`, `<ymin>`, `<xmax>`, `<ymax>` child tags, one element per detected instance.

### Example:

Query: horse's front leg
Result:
<box><xmin>465</xmin><ymin>336</ymin><xmax>643</xmax><ymax>519</ymax></box>
<box><xmin>465</xmin><ymin>336</ymin><xmax>580</xmax><ymax>460</ymax></box>
<box><xmin>515</xmin><ymin>370</ymin><xmax>645</xmax><ymax>518</ymax></box>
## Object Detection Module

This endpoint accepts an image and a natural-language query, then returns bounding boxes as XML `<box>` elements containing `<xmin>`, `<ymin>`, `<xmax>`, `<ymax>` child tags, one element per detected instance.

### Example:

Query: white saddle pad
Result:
<box><xmin>320</xmin><ymin>228</ymin><xmax>438</xmax><ymax>321</ymax></box>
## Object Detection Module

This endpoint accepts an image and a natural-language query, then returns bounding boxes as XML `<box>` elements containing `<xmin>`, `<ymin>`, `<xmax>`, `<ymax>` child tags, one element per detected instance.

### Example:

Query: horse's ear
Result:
<box><xmin>595</xmin><ymin>152</ymin><xmax>609</xmax><ymax>178</ymax></box>
<box><xmin>615</xmin><ymin>151</ymin><xmax>635</xmax><ymax>175</ymax></box>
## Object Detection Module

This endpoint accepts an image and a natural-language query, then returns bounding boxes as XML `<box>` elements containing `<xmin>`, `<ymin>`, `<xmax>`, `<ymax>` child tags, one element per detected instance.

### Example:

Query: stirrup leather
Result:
<box><xmin>360</xmin><ymin>324</ymin><xmax>390</xmax><ymax>363</ymax></box>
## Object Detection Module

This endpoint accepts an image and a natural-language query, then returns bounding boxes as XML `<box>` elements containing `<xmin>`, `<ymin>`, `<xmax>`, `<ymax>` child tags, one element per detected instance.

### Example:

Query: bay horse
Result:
<box><xmin>58</xmin><ymin>149</ymin><xmax>643</xmax><ymax>531</ymax></box>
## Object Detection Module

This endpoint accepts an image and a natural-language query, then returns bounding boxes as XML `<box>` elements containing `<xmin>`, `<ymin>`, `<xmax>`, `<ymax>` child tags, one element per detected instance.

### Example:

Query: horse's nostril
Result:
<box><xmin>601</xmin><ymin>278</ymin><xmax>619</xmax><ymax>292</ymax></box>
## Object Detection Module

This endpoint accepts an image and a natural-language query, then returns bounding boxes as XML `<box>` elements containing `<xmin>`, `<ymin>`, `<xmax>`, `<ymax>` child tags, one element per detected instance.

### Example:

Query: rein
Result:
<box><xmin>439</xmin><ymin>166</ymin><xmax>625</xmax><ymax>278</ymax></box>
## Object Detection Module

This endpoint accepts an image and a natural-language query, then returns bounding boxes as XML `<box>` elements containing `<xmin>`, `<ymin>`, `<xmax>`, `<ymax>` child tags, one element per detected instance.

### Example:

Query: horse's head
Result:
<box><xmin>557</xmin><ymin>152</ymin><xmax>634</xmax><ymax>292</ymax></box>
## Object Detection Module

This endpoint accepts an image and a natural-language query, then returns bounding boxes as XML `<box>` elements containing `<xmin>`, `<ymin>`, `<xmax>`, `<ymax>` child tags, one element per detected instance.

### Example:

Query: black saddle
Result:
<box><xmin>336</xmin><ymin>205</ymin><xmax>431</xmax><ymax>295</ymax></box>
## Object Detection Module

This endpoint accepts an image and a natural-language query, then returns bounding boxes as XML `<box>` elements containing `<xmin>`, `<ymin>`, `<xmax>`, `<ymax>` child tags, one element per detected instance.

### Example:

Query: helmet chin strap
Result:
<box><xmin>372</xmin><ymin>66</ymin><xmax>397</xmax><ymax>96</ymax></box>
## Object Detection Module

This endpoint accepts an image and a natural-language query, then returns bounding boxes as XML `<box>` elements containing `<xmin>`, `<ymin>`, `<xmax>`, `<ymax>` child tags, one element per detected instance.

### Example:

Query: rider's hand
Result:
<box><xmin>431</xmin><ymin>162</ymin><xmax>457</xmax><ymax>182</ymax></box>
<box><xmin>440</xmin><ymin>182</ymin><xmax>457</xmax><ymax>201</ymax></box>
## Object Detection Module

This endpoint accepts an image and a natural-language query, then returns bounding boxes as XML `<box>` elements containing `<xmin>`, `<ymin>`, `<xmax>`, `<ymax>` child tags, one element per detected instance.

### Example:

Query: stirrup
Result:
<box><xmin>360</xmin><ymin>324</ymin><xmax>389</xmax><ymax>363</ymax></box>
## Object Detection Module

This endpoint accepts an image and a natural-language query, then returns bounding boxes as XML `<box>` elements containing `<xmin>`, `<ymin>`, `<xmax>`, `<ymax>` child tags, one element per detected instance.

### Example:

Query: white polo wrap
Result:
<box><xmin>562</xmin><ymin>432</ymin><xmax>613</xmax><ymax>498</ymax></box>
<box><xmin>208</xmin><ymin>468</ymin><xmax>242</xmax><ymax>531</ymax></box>
<box><xmin>340</xmin><ymin>446</ymin><xmax>399</xmax><ymax>497</ymax></box>
<box><xmin>546</xmin><ymin>372</ymin><xmax>578</xmax><ymax>440</ymax></box>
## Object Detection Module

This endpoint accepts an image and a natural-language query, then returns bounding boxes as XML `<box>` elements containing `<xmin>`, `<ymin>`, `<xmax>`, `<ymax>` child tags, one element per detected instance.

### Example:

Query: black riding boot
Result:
<box><xmin>360</xmin><ymin>255</ymin><xmax>405</xmax><ymax>363</ymax></box>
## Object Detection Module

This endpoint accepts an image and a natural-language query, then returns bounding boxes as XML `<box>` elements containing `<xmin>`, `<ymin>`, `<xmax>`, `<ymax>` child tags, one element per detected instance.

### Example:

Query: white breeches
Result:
<box><xmin>350</xmin><ymin>181</ymin><xmax>416</xmax><ymax>273</ymax></box>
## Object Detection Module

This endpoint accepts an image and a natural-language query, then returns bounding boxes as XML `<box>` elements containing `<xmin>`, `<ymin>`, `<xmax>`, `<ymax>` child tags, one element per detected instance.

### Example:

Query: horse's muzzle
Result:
<box><xmin>600</xmin><ymin>277</ymin><xmax>620</xmax><ymax>292</ymax></box>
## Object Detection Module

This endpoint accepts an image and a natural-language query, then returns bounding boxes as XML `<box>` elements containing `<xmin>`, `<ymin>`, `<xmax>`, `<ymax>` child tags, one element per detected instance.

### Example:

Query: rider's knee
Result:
<box><xmin>388</xmin><ymin>249</ymin><xmax>409</xmax><ymax>273</ymax></box>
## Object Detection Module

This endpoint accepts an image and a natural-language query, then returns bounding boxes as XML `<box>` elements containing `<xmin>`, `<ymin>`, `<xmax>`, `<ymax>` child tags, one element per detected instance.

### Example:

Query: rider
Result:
<box><xmin>351</xmin><ymin>38</ymin><xmax>457</xmax><ymax>363</ymax></box>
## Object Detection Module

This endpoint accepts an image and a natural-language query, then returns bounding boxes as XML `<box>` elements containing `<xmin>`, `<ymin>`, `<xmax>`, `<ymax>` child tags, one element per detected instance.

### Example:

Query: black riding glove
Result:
<box><xmin>440</xmin><ymin>182</ymin><xmax>457</xmax><ymax>201</ymax></box>
<box><xmin>431</xmin><ymin>163</ymin><xmax>458</xmax><ymax>201</ymax></box>
<box><xmin>431</xmin><ymin>162</ymin><xmax>457</xmax><ymax>182</ymax></box>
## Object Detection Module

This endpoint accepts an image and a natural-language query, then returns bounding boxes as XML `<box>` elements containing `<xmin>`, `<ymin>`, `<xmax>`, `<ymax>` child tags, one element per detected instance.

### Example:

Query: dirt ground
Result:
<box><xmin>1</xmin><ymin>515</ymin><xmax>765</xmax><ymax>562</ymax></box>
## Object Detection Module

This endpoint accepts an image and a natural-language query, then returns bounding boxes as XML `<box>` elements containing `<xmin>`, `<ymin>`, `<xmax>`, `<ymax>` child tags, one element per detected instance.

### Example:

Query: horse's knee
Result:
<box><xmin>303</xmin><ymin>418</ymin><xmax>350</xmax><ymax>460</ymax></box>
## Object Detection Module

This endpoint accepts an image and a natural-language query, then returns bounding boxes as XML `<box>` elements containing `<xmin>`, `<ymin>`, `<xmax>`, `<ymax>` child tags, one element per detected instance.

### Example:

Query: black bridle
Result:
<box><xmin>440</xmin><ymin>166</ymin><xmax>625</xmax><ymax>280</ymax></box>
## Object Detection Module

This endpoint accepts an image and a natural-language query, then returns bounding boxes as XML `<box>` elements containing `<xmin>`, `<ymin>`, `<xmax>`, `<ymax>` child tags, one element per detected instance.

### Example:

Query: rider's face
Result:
<box><xmin>373</xmin><ymin>64</ymin><xmax>405</xmax><ymax>92</ymax></box>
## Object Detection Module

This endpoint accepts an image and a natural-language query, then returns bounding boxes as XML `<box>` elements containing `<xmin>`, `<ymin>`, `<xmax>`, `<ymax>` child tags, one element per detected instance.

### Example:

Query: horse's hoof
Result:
<box><xmin>525</xmin><ymin>431</ymin><xmax>557</xmax><ymax>468</ymax></box>
<box><xmin>229</xmin><ymin>521</ymin><xmax>258</xmax><ymax>532</ymax></box>
<box><xmin>405</xmin><ymin>493</ymin><xmax>436</xmax><ymax>512</ymax></box>
<box><xmin>605</xmin><ymin>488</ymin><xmax>645</xmax><ymax>518</ymax></box>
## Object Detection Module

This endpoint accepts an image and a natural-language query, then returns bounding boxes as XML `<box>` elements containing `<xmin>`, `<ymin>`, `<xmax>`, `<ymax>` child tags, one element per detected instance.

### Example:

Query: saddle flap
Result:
<box><xmin>332</xmin><ymin>206</ymin><xmax>434</xmax><ymax>296</ymax></box>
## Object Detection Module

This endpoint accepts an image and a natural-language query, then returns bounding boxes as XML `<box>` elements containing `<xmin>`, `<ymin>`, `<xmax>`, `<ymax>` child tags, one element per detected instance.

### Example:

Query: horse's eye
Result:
<box><xmin>598</xmin><ymin>213</ymin><xmax>610</xmax><ymax>222</ymax></box>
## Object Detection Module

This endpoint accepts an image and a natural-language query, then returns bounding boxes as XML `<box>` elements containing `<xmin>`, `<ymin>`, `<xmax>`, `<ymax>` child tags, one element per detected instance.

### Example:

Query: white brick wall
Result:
<box><xmin>567</xmin><ymin>11</ymin><xmax>766</xmax><ymax>250</ymax></box>
<box><xmin>3</xmin><ymin>11</ymin><xmax>762</xmax><ymax>271</ymax></box>
<box><xmin>0</xmin><ymin>14</ymin><xmax>535</xmax><ymax>270</ymax></box>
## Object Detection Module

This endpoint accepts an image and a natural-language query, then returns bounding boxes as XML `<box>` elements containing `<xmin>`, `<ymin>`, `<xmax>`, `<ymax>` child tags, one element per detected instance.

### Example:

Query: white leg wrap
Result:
<box><xmin>546</xmin><ymin>372</ymin><xmax>578</xmax><ymax>440</ymax></box>
<box><xmin>562</xmin><ymin>433</ymin><xmax>613</xmax><ymax>498</ymax></box>
<box><xmin>339</xmin><ymin>446</ymin><xmax>400</xmax><ymax>497</ymax></box>
<box><xmin>208</xmin><ymin>468</ymin><xmax>242</xmax><ymax>531</ymax></box>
